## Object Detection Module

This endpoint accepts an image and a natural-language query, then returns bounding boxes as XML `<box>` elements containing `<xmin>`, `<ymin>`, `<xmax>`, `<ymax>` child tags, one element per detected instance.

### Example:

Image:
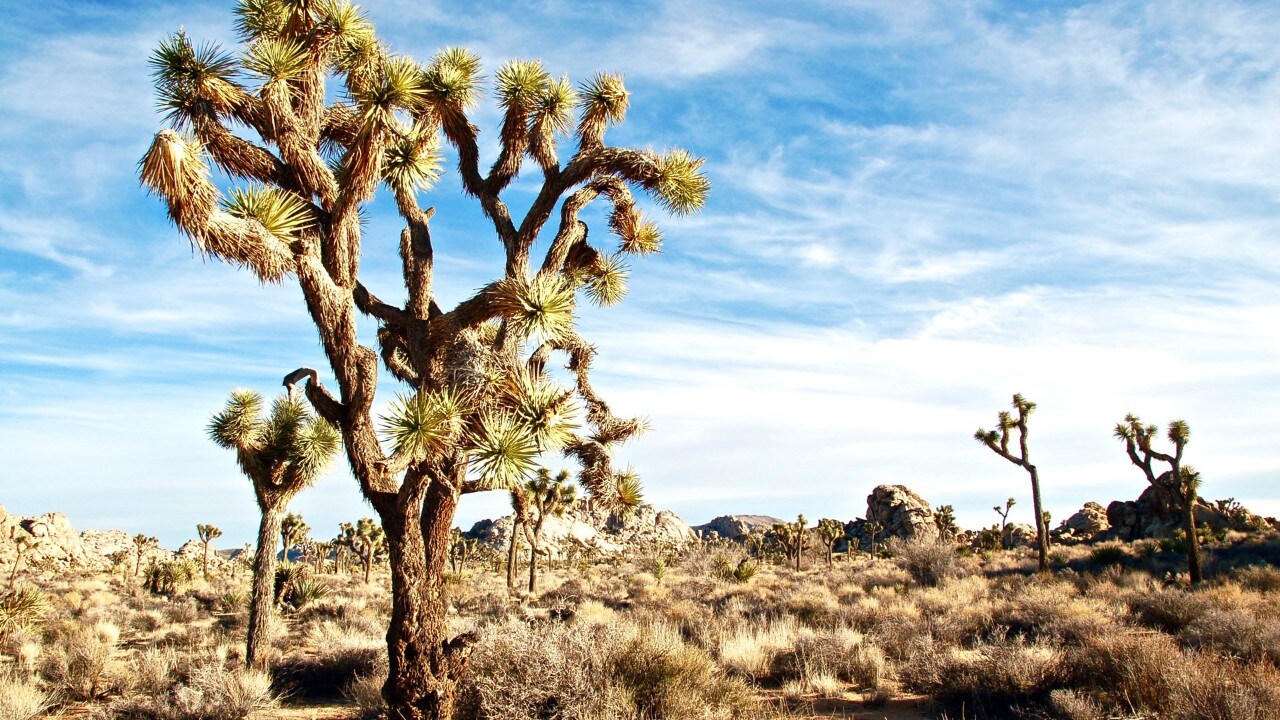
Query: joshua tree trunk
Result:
<box><xmin>1028</xmin><ymin>465</ymin><xmax>1049</xmax><ymax>572</ymax></box>
<box><xmin>380</xmin><ymin>473</ymin><xmax>475</xmax><ymax>720</ymax></box>
<box><xmin>247</xmin><ymin>507</ymin><xmax>282</xmax><ymax>668</ymax></box>
<box><xmin>505</xmin><ymin>523</ymin><xmax>521</xmax><ymax>592</ymax></box>
<box><xmin>527</xmin><ymin>545</ymin><xmax>539</xmax><ymax>594</ymax></box>
<box><xmin>1184</xmin><ymin>497</ymin><xmax>1203</xmax><ymax>585</ymax></box>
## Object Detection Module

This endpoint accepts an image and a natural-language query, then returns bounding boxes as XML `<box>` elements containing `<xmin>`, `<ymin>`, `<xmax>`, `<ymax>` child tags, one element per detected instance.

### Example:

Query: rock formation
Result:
<box><xmin>2</xmin><ymin>507</ymin><xmax>113</xmax><ymax>574</ymax></box>
<box><xmin>844</xmin><ymin>485</ymin><xmax>939</xmax><ymax>549</ymax></box>
<box><xmin>1104</xmin><ymin>485</ymin><xmax>1234</xmax><ymax>541</ymax></box>
<box><xmin>467</xmin><ymin>501</ymin><xmax>695</xmax><ymax>558</ymax></box>
<box><xmin>692</xmin><ymin>515</ymin><xmax>784</xmax><ymax>542</ymax></box>
<box><xmin>1052</xmin><ymin>502</ymin><xmax>1111</xmax><ymax>544</ymax></box>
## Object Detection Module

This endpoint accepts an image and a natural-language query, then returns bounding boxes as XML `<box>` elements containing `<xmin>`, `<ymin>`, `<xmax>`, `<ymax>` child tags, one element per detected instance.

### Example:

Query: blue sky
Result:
<box><xmin>2</xmin><ymin>0</ymin><xmax>1279</xmax><ymax>548</ymax></box>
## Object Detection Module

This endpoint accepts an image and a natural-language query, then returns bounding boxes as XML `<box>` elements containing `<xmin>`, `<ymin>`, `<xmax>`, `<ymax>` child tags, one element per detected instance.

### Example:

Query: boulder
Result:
<box><xmin>1104</xmin><ymin>481</ymin><xmax>1233</xmax><ymax>541</ymax></box>
<box><xmin>1003</xmin><ymin>522</ymin><xmax>1037</xmax><ymax>548</ymax></box>
<box><xmin>2</xmin><ymin>511</ymin><xmax>114</xmax><ymax>574</ymax></box>
<box><xmin>1053</xmin><ymin>502</ymin><xmax>1110</xmax><ymax>543</ymax></box>
<box><xmin>691</xmin><ymin>515</ymin><xmax>784</xmax><ymax>542</ymax></box>
<box><xmin>865</xmin><ymin>485</ymin><xmax>939</xmax><ymax>542</ymax></box>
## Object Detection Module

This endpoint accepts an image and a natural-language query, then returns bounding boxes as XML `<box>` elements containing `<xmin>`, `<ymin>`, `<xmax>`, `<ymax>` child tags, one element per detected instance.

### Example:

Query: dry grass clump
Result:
<box><xmin>0</xmin><ymin>674</ymin><xmax>50</xmax><ymax>720</ymax></box>
<box><xmin>901</xmin><ymin>638</ymin><xmax>1065</xmax><ymax>712</ymax></box>
<box><xmin>461</xmin><ymin>617</ymin><xmax>760</xmax><ymax>720</ymax></box>
<box><xmin>113</xmin><ymin>663</ymin><xmax>278</xmax><ymax>720</ymax></box>
<box><xmin>887</xmin><ymin>536</ymin><xmax>964</xmax><ymax>587</ymax></box>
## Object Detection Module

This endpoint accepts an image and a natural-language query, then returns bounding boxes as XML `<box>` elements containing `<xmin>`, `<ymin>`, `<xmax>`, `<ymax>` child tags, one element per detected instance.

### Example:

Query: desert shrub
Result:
<box><xmin>342</xmin><ymin>653</ymin><xmax>387</xmax><ymax>719</ymax></box>
<box><xmin>146</xmin><ymin>560</ymin><xmax>196</xmax><ymax>597</ymax></box>
<box><xmin>1182</xmin><ymin>608</ymin><xmax>1280</xmax><ymax>665</ymax></box>
<box><xmin>0</xmin><ymin>588</ymin><xmax>50</xmax><ymax>642</ymax></box>
<box><xmin>611</xmin><ymin>623</ymin><xmax>752</xmax><ymax>719</ymax></box>
<box><xmin>287</xmin><ymin>576</ymin><xmax>330</xmax><ymax>610</ymax></box>
<box><xmin>115</xmin><ymin>664</ymin><xmax>278</xmax><ymax>720</ymax></box>
<box><xmin>902</xmin><ymin>638</ymin><xmax>1064</xmax><ymax>713</ymax></box>
<box><xmin>1049</xmin><ymin>688</ymin><xmax>1104</xmax><ymax>720</ymax></box>
<box><xmin>769</xmin><ymin>627</ymin><xmax>890</xmax><ymax>691</ymax></box>
<box><xmin>717</xmin><ymin>619</ymin><xmax>802</xmax><ymax>680</ymax></box>
<box><xmin>1129</xmin><ymin>587</ymin><xmax>1204</xmax><ymax>632</ymax></box>
<box><xmin>1235</xmin><ymin>565</ymin><xmax>1280</xmax><ymax>593</ymax></box>
<box><xmin>713</xmin><ymin>555</ymin><xmax>759</xmax><ymax>584</ymax></box>
<box><xmin>273</xmin><ymin>620</ymin><xmax>384</xmax><ymax>699</ymax></box>
<box><xmin>1087</xmin><ymin>544</ymin><xmax>1128</xmax><ymax>568</ymax></box>
<box><xmin>0</xmin><ymin>675</ymin><xmax>50</xmax><ymax>720</ymax></box>
<box><xmin>889</xmin><ymin>537</ymin><xmax>961</xmax><ymax>587</ymax></box>
<box><xmin>215</xmin><ymin>590</ymin><xmax>246</xmax><ymax>613</ymax></box>
<box><xmin>40</xmin><ymin>623</ymin><xmax>122</xmax><ymax>701</ymax></box>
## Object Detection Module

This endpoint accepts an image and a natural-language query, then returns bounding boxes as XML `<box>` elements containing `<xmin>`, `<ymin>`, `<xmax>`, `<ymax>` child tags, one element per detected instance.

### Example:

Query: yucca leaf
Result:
<box><xmin>380</xmin><ymin>389</ymin><xmax>467</xmax><ymax>462</ymax></box>
<box><xmin>222</xmin><ymin>185</ymin><xmax>313</xmax><ymax>239</ymax></box>
<box><xmin>619</xmin><ymin>220</ymin><xmax>662</xmax><ymax>256</ymax></box>
<box><xmin>139</xmin><ymin>131</ymin><xmax>208</xmax><ymax>202</ymax></box>
<box><xmin>495</xmin><ymin>59</ymin><xmax>550</xmax><ymax>111</ymax></box>
<box><xmin>578</xmin><ymin>72</ymin><xmax>628</xmax><ymax>126</ymax></box>
<box><xmin>290</xmin><ymin>417</ymin><xmax>341</xmax><ymax>478</ymax></box>
<box><xmin>653</xmin><ymin>148</ymin><xmax>709</xmax><ymax>215</ymax></box>
<box><xmin>500</xmin><ymin>369</ymin><xmax>578</xmax><ymax>452</ymax></box>
<box><xmin>234</xmin><ymin>0</ymin><xmax>290</xmax><ymax>40</ymax></box>
<box><xmin>382</xmin><ymin>130</ymin><xmax>443</xmax><ymax>192</ymax></box>
<box><xmin>585</xmin><ymin>254</ymin><xmax>629</xmax><ymax>307</ymax></box>
<box><xmin>356</xmin><ymin>55</ymin><xmax>425</xmax><ymax>125</ymax></box>
<box><xmin>208</xmin><ymin>388</ymin><xmax>265</xmax><ymax>449</ymax></box>
<box><xmin>614</xmin><ymin>467</ymin><xmax>644</xmax><ymax>508</ymax></box>
<box><xmin>422</xmin><ymin>47</ymin><xmax>481</xmax><ymax>110</ymax></box>
<box><xmin>467</xmin><ymin>413</ymin><xmax>540</xmax><ymax>490</ymax></box>
<box><xmin>489</xmin><ymin>274</ymin><xmax>577</xmax><ymax>342</ymax></box>
<box><xmin>537</xmin><ymin>75</ymin><xmax>578</xmax><ymax>135</ymax></box>
<box><xmin>243</xmin><ymin>38</ymin><xmax>309</xmax><ymax>83</ymax></box>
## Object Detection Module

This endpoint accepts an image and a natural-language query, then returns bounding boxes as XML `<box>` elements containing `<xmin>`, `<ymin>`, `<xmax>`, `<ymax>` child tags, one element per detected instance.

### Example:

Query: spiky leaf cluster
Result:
<box><xmin>490</xmin><ymin>274</ymin><xmax>577</xmax><ymax>342</ymax></box>
<box><xmin>223</xmin><ymin>186</ymin><xmax>313</xmax><ymax>239</ymax></box>
<box><xmin>380</xmin><ymin>389</ymin><xmax>467</xmax><ymax>463</ymax></box>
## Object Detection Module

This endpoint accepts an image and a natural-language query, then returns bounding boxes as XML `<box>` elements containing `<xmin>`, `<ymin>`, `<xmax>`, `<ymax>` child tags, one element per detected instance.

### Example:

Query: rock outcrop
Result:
<box><xmin>1052</xmin><ymin>502</ymin><xmax>1111</xmax><ymax>543</ymax></box>
<box><xmin>1104</xmin><ymin>484</ymin><xmax>1233</xmax><ymax>541</ymax></box>
<box><xmin>1</xmin><ymin>507</ymin><xmax>113</xmax><ymax>574</ymax></box>
<box><xmin>865</xmin><ymin>485</ymin><xmax>939</xmax><ymax>541</ymax></box>
<box><xmin>692</xmin><ymin>515</ymin><xmax>784</xmax><ymax>541</ymax></box>
<box><xmin>467</xmin><ymin>502</ymin><xmax>695</xmax><ymax>557</ymax></box>
<box><xmin>1003</xmin><ymin>522</ymin><xmax>1037</xmax><ymax>548</ymax></box>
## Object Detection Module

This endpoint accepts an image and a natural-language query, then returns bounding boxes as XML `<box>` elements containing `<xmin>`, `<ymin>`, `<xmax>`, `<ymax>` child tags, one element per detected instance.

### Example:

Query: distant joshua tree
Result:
<box><xmin>772</xmin><ymin>515</ymin><xmax>811</xmax><ymax>570</ymax></box>
<box><xmin>523</xmin><ymin>468</ymin><xmax>577</xmax><ymax>593</ymax></box>
<box><xmin>339</xmin><ymin>518</ymin><xmax>387</xmax><ymax>583</ymax></box>
<box><xmin>7</xmin><ymin>525</ymin><xmax>44</xmax><ymax>589</ymax></box>
<box><xmin>310</xmin><ymin>540</ymin><xmax>334</xmax><ymax>574</ymax></box>
<box><xmin>1115</xmin><ymin>415</ymin><xmax>1203</xmax><ymax>585</ymax></box>
<box><xmin>196</xmin><ymin>524</ymin><xmax>223</xmax><ymax>579</ymax></box>
<box><xmin>934</xmin><ymin>505</ymin><xmax>959</xmax><ymax>541</ymax></box>
<box><xmin>975</xmin><ymin>394</ymin><xmax>1050</xmax><ymax>572</ymax></box>
<box><xmin>815</xmin><ymin>518</ymin><xmax>846</xmax><ymax>566</ymax></box>
<box><xmin>993</xmin><ymin>497</ymin><xmax>1016</xmax><ymax>550</ymax></box>
<box><xmin>209</xmin><ymin>389</ymin><xmax>340</xmax><ymax>667</ymax></box>
<box><xmin>280</xmin><ymin>512</ymin><xmax>311</xmax><ymax>566</ymax></box>
<box><xmin>865</xmin><ymin>521</ymin><xmax>884</xmax><ymax>557</ymax></box>
<box><xmin>132</xmin><ymin>534</ymin><xmax>159</xmax><ymax>578</ymax></box>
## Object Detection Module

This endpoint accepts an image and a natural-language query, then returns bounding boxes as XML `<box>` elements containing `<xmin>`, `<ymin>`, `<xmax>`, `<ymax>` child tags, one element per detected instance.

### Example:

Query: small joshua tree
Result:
<box><xmin>975</xmin><ymin>394</ymin><xmax>1049</xmax><ymax>572</ymax></box>
<box><xmin>816</xmin><ymin>518</ymin><xmax>845</xmax><ymax>566</ymax></box>
<box><xmin>523</xmin><ymin>468</ymin><xmax>576</xmax><ymax>593</ymax></box>
<box><xmin>339</xmin><ymin>518</ymin><xmax>386</xmax><ymax>583</ymax></box>
<box><xmin>934</xmin><ymin>505</ymin><xmax>959</xmax><ymax>542</ymax></box>
<box><xmin>132</xmin><ymin>534</ymin><xmax>159</xmax><ymax>578</ymax></box>
<box><xmin>506</xmin><ymin>487</ymin><xmax>530</xmax><ymax>592</ymax></box>
<box><xmin>7</xmin><ymin>525</ymin><xmax>45</xmax><ymax>589</ymax></box>
<box><xmin>865</xmin><ymin>520</ymin><xmax>884</xmax><ymax>557</ymax></box>
<box><xmin>281</xmin><ymin>512</ymin><xmax>311</xmax><ymax>566</ymax></box>
<box><xmin>1115</xmin><ymin>415</ymin><xmax>1203</xmax><ymax>585</ymax></box>
<box><xmin>993</xmin><ymin>497</ymin><xmax>1016</xmax><ymax>550</ymax></box>
<box><xmin>196</xmin><ymin>524</ymin><xmax>223</xmax><ymax>579</ymax></box>
<box><xmin>310</xmin><ymin>540</ymin><xmax>334</xmax><ymax>574</ymax></box>
<box><xmin>771</xmin><ymin>515</ymin><xmax>810</xmax><ymax>570</ymax></box>
<box><xmin>209</xmin><ymin>389</ymin><xmax>340</xmax><ymax>667</ymax></box>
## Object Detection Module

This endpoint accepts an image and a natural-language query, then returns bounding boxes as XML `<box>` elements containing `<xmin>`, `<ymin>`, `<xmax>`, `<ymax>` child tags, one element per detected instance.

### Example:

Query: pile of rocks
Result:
<box><xmin>692</xmin><ymin>515</ymin><xmax>784</xmax><ymax>542</ymax></box>
<box><xmin>467</xmin><ymin>501</ymin><xmax>695</xmax><ymax>558</ymax></box>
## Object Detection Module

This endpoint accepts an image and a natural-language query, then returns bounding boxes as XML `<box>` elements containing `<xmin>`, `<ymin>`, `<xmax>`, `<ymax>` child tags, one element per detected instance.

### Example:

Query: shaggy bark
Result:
<box><xmin>247</xmin><ymin>508</ymin><xmax>282</xmax><ymax>668</ymax></box>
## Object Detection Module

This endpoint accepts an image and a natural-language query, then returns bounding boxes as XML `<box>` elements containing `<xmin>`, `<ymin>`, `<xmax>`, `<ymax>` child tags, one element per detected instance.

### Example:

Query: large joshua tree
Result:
<box><xmin>141</xmin><ymin>2</ymin><xmax>706</xmax><ymax>716</ymax></box>
<box><xmin>1115</xmin><ymin>415</ymin><xmax>1203</xmax><ymax>585</ymax></box>
<box><xmin>975</xmin><ymin>393</ymin><xmax>1049</xmax><ymax>572</ymax></box>
<box><xmin>209</xmin><ymin>389</ymin><xmax>340</xmax><ymax>667</ymax></box>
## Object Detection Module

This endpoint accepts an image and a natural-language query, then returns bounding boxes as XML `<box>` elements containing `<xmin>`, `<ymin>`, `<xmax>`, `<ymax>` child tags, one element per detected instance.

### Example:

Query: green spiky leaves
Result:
<box><xmin>653</xmin><ymin>149</ymin><xmax>710</xmax><ymax>216</ymax></box>
<box><xmin>244</xmin><ymin>39</ymin><xmax>310</xmax><ymax>83</ymax></box>
<box><xmin>614</xmin><ymin>467</ymin><xmax>643</xmax><ymax>509</ymax></box>
<box><xmin>620</xmin><ymin>221</ymin><xmax>662</xmax><ymax>256</ymax></box>
<box><xmin>233</xmin><ymin>0</ymin><xmax>300</xmax><ymax>41</ymax></box>
<box><xmin>222</xmin><ymin>185</ymin><xmax>313</xmax><ymax>239</ymax></box>
<box><xmin>584</xmin><ymin>254</ymin><xmax>629</xmax><ymax>307</ymax></box>
<box><xmin>209</xmin><ymin>388</ymin><xmax>266</xmax><ymax>449</ymax></box>
<box><xmin>422</xmin><ymin>47</ymin><xmax>481</xmax><ymax>114</ymax></box>
<box><xmin>289</xmin><ymin>412</ymin><xmax>342</xmax><ymax>477</ymax></box>
<box><xmin>496</xmin><ymin>59</ymin><xmax>551</xmax><ymax>112</ymax></box>
<box><xmin>380</xmin><ymin>389</ymin><xmax>467</xmax><ymax>462</ymax></box>
<box><xmin>578</xmin><ymin>72</ymin><xmax>629</xmax><ymax>127</ymax></box>
<box><xmin>468</xmin><ymin>412</ymin><xmax>540</xmax><ymax>489</ymax></box>
<box><xmin>499</xmin><ymin>369</ymin><xmax>578</xmax><ymax>453</ymax></box>
<box><xmin>150</xmin><ymin>33</ymin><xmax>240</xmax><ymax>126</ymax></box>
<box><xmin>382</xmin><ymin>130</ymin><xmax>443</xmax><ymax>193</ymax></box>
<box><xmin>490</xmin><ymin>274</ymin><xmax>576</xmax><ymax>342</ymax></box>
<box><xmin>355</xmin><ymin>55</ymin><xmax>425</xmax><ymax>127</ymax></box>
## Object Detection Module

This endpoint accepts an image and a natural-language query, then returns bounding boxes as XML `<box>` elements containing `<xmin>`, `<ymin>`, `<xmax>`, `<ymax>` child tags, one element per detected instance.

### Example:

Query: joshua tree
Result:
<box><xmin>815</xmin><ymin>518</ymin><xmax>845</xmax><ymax>566</ymax></box>
<box><xmin>1115</xmin><ymin>415</ymin><xmax>1203</xmax><ymax>585</ymax></box>
<box><xmin>523</xmin><ymin>468</ymin><xmax>576</xmax><ymax>593</ymax></box>
<box><xmin>132</xmin><ymin>534</ymin><xmax>158</xmax><ymax>578</ymax></box>
<box><xmin>865</xmin><ymin>520</ymin><xmax>884</xmax><ymax>557</ymax></box>
<box><xmin>448</xmin><ymin>530</ymin><xmax>476</xmax><ymax>574</ymax></box>
<box><xmin>280</xmin><ymin>512</ymin><xmax>311</xmax><ymax>566</ymax></box>
<box><xmin>771</xmin><ymin>515</ymin><xmax>810</xmax><ymax>570</ymax></box>
<box><xmin>209</xmin><ymin>389</ymin><xmax>340</xmax><ymax>667</ymax></box>
<box><xmin>310</xmin><ymin>540</ymin><xmax>334</xmax><ymax>574</ymax></box>
<box><xmin>993</xmin><ymin>497</ymin><xmax>1016</xmax><ymax>550</ymax></box>
<box><xmin>196</xmin><ymin>524</ymin><xmax>223</xmax><ymax>579</ymax></box>
<box><xmin>339</xmin><ymin>518</ymin><xmax>387</xmax><ymax>583</ymax></box>
<box><xmin>140</xmin><ymin>2</ymin><xmax>707</xmax><ymax>714</ymax></box>
<box><xmin>6</xmin><ymin>525</ymin><xmax>44</xmax><ymax>589</ymax></box>
<box><xmin>975</xmin><ymin>394</ymin><xmax>1049</xmax><ymax>572</ymax></box>
<box><xmin>505</xmin><ymin>486</ymin><xmax>530</xmax><ymax>592</ymax></box>
<box><xmin>934</xmin><ymin>505</ymin><xmax>958</xmax><ymax>542</ymax></box>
